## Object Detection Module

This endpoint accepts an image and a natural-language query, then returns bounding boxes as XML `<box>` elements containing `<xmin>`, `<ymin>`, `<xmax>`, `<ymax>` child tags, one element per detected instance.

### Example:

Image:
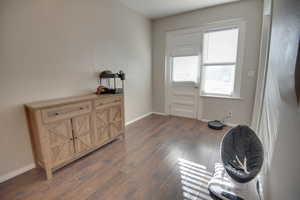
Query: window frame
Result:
<box><xmin>200</xmin><ymin>21</ymin><xmax>246</xmax><ymax>98</ymax></box>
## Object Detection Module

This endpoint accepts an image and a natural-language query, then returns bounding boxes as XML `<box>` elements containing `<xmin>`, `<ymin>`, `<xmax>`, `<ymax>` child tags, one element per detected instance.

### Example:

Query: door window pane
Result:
<box><xmin>203</xmin><ymin>65</ymin><xmax>235</xmax><ymax>95</ymax></box>
<box><xmin>203</xmin><ymin>29</ymin><xmax>239</xmax><ymax>64</ymax></box>
<box><xmin>172</xmin><ymin>56</ymin><xmax>198</xmax><ymax>82</ymax></box>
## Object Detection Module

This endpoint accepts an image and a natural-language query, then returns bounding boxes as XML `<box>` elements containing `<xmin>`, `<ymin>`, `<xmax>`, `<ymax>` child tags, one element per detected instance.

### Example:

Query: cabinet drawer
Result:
<box><xmin>42</xmin><ymin>101</ymin><xmax>92</xmax><ymax>123</ymax></box>
<box><xmin>95</xmin><ymin>96</ymin><xmax>122</xmax><ymax>110</ymax></box>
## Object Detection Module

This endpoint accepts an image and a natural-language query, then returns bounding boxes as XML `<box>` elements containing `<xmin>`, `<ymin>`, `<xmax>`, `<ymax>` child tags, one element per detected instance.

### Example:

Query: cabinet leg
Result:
<box><xmin>45</xmin><ymin>168</ymin><xmax>53</xmax><ymax>180</ymax></box>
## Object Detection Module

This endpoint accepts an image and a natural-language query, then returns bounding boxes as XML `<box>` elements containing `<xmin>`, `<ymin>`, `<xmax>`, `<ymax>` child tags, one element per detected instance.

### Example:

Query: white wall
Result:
<box><xmin>152</xmin><ymin>0</ymin><xmax>263</xmax><ymax>125</ymax></box>
<box><xmin>0</xmin><ymin>0</ymin><xmax>152</xmax><ymax>180</ymax></box>
<box><xmin>259</xmin><ymin>0</ymin><xmax>300</xmax><ymax>199</ymax></box>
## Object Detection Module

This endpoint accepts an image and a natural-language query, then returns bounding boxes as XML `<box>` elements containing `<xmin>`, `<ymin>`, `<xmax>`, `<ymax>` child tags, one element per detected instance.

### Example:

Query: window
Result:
<box><xmin>172</xmin><ymin>56</ymin><xmax>199</xmax><ymax>83</ymax></box>
<box><xmin>201</xmin><ymin>28</ymin><xmax>240</xmax><ymax>97</ymax></box>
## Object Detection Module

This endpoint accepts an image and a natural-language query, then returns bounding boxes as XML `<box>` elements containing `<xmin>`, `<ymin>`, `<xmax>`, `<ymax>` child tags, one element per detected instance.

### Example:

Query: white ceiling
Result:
<box><xmin>119</xmin><ymin>0</ymin><xmax>240</xmax><ymax>19</ymax></box>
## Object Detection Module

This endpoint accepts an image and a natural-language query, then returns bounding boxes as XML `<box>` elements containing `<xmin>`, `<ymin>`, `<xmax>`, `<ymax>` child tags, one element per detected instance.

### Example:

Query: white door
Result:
<box><xmin>166</xmin><ymin>31</ymin><xmax>203</xmax><ymax>119</ymax></box>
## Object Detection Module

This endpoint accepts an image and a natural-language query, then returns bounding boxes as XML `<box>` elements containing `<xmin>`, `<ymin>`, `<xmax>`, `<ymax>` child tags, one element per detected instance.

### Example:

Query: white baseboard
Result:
<box><xmin>125</xmin><ymin>112</ymin><xmax>168</xmax><ymax>126</ymax></box>
<box><xmin>152</xmin><ymin>112</ymin><xmax>168</xmax><ymax>116</ymax></box>
<box><xmin>200</xmin><ymin>118</ymin><xmax>238</xmax><ymax>127</ymax></box>
<box><xmin>0</xmin><ymin>163</ymin><xmax>35</xmax><ymax>183</ymax></box>
<box><xmin>226</xmin><ymin>122</ymin><xmax>239</xmax><ymax>127</ymax></box>
<box><xmin>125</xmin><ymin>112</ymin><xmax>153</xmax><ymax>126</ymax></box>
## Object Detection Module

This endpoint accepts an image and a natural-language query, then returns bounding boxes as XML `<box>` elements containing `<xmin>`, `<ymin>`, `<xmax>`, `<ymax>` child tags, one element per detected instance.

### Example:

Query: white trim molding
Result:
<box><xmin>152</xmin><ymin>112</ymin><xmax>168</xmax><ymax>116</ymax></box>
<box><xmin>251</xmin><ymin>14</ymin><xmax>272</xmax><ymax>132</ymax></box>
<box><xmin>0</xmin><ymin>163</ymin><xmax>35</xmax><ymax>183</ymax></box>
<box><xmin>200</xmin><ymin>20</ymin><xmax>246</xmax><ymax>99</ymax></box>
<box><xmin>125</xmin><ymin>112</ymin><xmax>153</xmax><ymax>126</ymax></box>
<box><xmin>125</xmin><ymin>112</ymin><xmax>168</xmax><ymax>126</ymax></box>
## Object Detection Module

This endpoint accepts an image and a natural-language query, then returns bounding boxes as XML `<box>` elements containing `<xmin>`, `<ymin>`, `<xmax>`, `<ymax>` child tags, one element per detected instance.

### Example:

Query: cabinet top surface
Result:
<box><xmin>25</xmin><ymin>94</ymin><xmax>123</xmax><ymax>110</ymax></box>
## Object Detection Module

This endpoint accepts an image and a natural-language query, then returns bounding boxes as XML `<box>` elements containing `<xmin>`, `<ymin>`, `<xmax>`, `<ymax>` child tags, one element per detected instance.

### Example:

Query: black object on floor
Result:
<box><xmin>208</xmin><ymin>120</ymin><xmax>225</xmax><ymax>130</ymax></box>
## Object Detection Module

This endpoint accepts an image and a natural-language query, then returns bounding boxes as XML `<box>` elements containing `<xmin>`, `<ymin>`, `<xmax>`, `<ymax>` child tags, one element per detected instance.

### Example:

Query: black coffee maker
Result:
<box><xmin>98</xmin><ymin>70</ymin><xmax>125</xmax><ymax>94</ymax></box>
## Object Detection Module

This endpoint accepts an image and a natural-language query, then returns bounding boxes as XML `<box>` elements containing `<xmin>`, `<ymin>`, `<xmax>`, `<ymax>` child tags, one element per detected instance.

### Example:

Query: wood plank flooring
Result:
<box><xmin>0</xmin><ymin>114</ymin><xmax>230</xmax><ymax>200</ymax></box>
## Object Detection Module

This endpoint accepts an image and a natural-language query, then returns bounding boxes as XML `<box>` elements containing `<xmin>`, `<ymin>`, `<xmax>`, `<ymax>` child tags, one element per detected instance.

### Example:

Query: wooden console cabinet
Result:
<box><xmin>25</xmin><ymin>94</ymin><xmax>125</xmax><ymax>180</ymax></box>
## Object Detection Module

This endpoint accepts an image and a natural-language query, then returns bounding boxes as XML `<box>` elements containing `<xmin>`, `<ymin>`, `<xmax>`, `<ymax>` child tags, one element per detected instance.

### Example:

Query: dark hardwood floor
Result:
<box><xmin>0</xmin><ymin>114</ymin><xmax>230</xmax><ymax>200</ymax></box>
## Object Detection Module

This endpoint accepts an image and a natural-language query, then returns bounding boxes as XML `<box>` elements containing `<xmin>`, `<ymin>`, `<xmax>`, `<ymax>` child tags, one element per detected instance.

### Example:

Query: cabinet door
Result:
<box><xmin>72</xmin><ymin>114</ymin><xmax>93</xmax><ymax>154</ymax></box>
<box><xmin>110</xmin><ymin>104</ymin><xmax>124</xmax><ymax>138</ymax></box>
<box><xmin>95</xmin><ymin>108</ymin><xmax>110</xmax><ymax>146</ymax></box>
<box><xmin>46</xmin><ymin>120</ymin><xmax>75</xmax><ymax>167</ymax></box>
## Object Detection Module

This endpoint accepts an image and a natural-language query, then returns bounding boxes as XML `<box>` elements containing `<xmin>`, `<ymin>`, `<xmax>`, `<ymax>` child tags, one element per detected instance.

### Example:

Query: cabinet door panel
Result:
<box><xmin>96</xmin><ymin>126</ymin><xmax>110</xmax><ymax>145</ymax></box>
<box><xmin>110</xmin><ymin>104</ymin><xmax>122</xmax><ymax>122</ymax></box>
<box><xmin>46</xmin><ymin>120</ymin><xmax>74</xmax><ymax>167</ymax></box>
<box><xmin>95</xmin><ymin>108</ymin><xmax>110</xmax><ymax>145</ymax></box>
<box><xmin>110</xmin><ymin>105</ymin><xmax>124</xmax><ymax>138</ymax></box>
<box><xmin>96</xmin><ymin>108</ymin><xmax>110</xmax><ymax>128</ymax></box>
<box><xmin>110</xmin><ymin>120</ymin><xmax>123</xmax><ymax>138</ymax></box>
<box><xmin>72</xmin><ymin>115</ymin><xmax>93</xmax><ymax>154</ymax></box>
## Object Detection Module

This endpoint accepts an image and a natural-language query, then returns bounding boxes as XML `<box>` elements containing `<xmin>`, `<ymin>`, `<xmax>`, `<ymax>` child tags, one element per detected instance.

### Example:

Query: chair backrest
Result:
<box><xmin>221</xmin><ymin>125</ymin><xmax>264</xmax><ymax>183</ymax></box>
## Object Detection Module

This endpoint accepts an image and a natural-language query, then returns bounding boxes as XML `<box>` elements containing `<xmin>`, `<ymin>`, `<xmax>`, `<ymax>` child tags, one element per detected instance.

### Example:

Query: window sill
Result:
<box><xmin>200</xmin><ymin>94</ymin><xmax>243</xmax><ymax>100</ymax></box>
<box><xmin>172</xmin><ymin>81</ymin><xmax>197</xmax><ymax>87</ymax></box>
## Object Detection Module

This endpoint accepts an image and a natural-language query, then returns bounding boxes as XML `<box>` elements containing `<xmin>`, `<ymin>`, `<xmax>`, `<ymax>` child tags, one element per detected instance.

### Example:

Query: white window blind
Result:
<box><xmin>172</xmin><ymin>56</ymin><xmax>199</xmax><ymax>83</ymax></box>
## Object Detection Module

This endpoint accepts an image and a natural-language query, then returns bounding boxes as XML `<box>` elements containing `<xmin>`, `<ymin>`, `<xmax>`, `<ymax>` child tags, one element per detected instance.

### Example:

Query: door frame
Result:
<box><xmin>165</xmin><ymin>27</ymin><xmax>203</xmax><ymax>119</ymax></box>
<box><xmin>164</xmin><ymin>19</ymin><xmax>246</xmax><ymax>120</ymax></box>
<box><xmin>251</xmin><ymin>12</ymin><xmax>273</xmax><ymax>132</ymax></box>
